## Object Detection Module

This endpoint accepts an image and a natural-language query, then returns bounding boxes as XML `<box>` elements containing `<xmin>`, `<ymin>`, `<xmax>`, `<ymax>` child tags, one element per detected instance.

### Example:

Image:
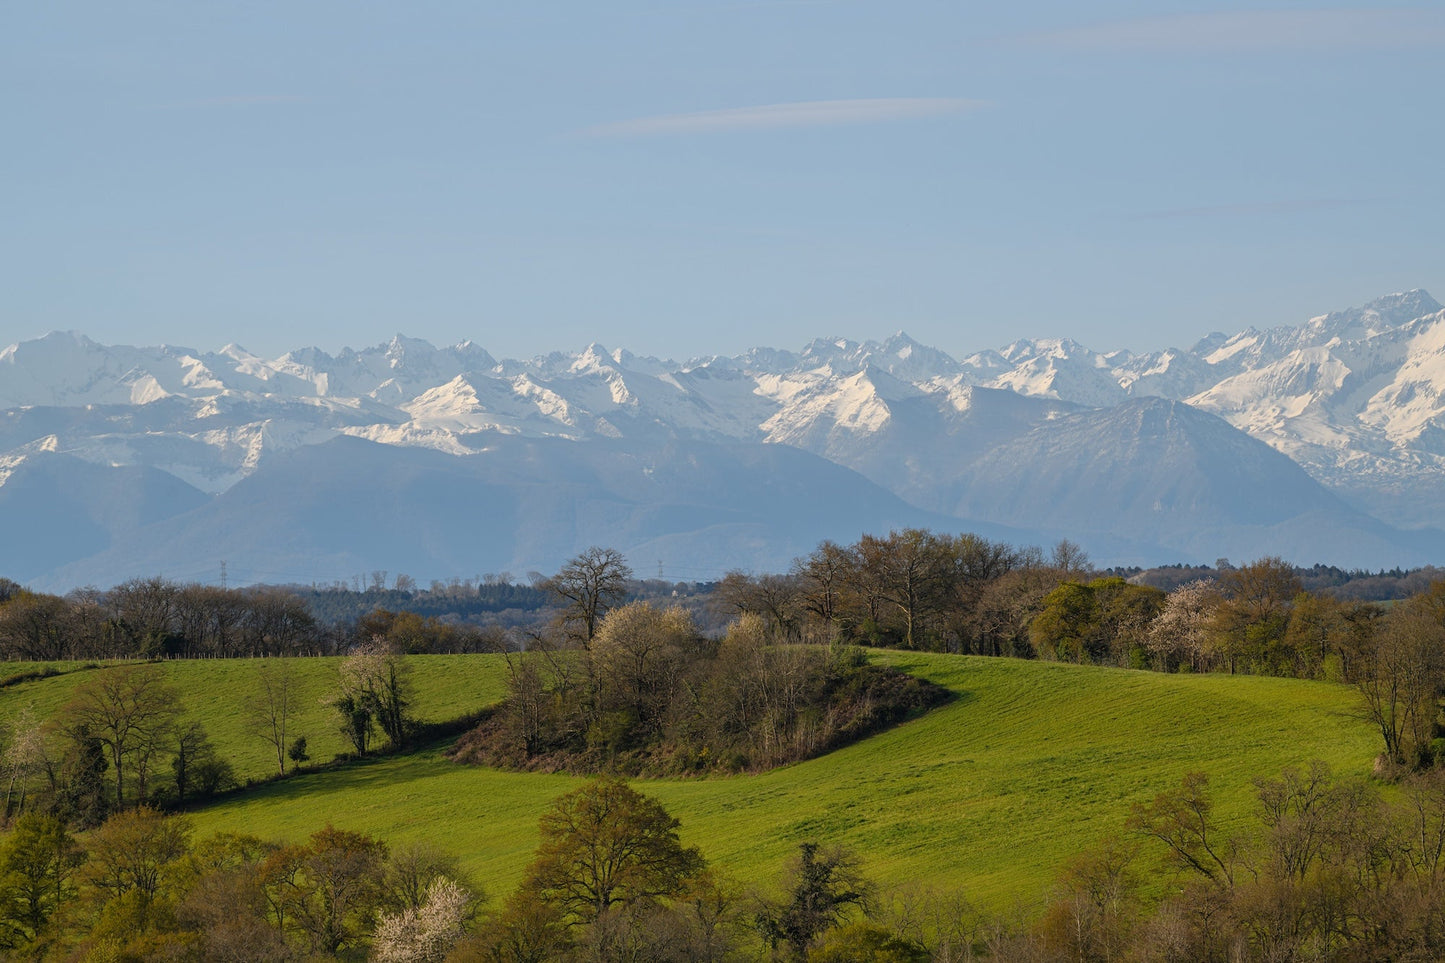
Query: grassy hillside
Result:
<box><xmin>0</xmin><ymin>656</ymin><xmax>507</xmax><ymax>780</ymax></box>
<box><xmin>123</xmin><ymin>652</ymin><xmax>1382</xmax><ymax>911</ymax></box>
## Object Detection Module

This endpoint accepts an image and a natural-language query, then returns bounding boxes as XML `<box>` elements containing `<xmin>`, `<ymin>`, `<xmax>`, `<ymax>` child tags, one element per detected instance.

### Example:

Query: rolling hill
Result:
<box><xmin>0</xmin><ymin>654</ymin><xmax>1379</xmax><ymax>910</ymax></box>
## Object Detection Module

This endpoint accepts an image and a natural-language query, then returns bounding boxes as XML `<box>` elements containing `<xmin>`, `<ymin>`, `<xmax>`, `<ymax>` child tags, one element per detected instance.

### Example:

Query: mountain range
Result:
<box><xmin>3</xmin><ymin>289</ymin><xmax>1444</xmax><ymax>589</ymax></box>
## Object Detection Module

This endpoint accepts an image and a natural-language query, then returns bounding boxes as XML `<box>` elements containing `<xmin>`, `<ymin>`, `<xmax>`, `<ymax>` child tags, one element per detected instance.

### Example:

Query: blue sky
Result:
<box><xmin>4</xmin><ymin>2</ymin><xmax>1443</xmax><ymax>362</ymax></box>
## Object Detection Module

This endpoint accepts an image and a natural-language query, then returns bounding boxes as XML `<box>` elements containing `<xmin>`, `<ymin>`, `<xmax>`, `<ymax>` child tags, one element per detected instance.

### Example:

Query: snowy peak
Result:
<box><xmin>383</xmin><ymin>334</ymin><xmax>438</xmax><ymax>369</ymax></box>
<box><xmin>999</xmin><ymin>336</ymin><xmax>1098</xmax><ymax>365</ymax></box>
<box><xmin>1113</xmin><ymin>348</ymin><xmax>1216</xmax><ymax>399</ymax></box>
<box><xmin>759</xmin><ymin>364</ymin><xmax>905</xmax><ymax>450</ymax></box>
<box><xmin>993</xmin><ymin>341</ymin><xmax>1129</xmax><ymax>408</ymax></box>
<box><xmin>867</xmin><ymin>332</ymin><xmax>962</xmax><ymax>381</ymax></box>
<box><xmin>737</xmin><ymin>345</ymin><xmax>800</xmax><ymax>373</ymax></box>
<box><xmin>5</xmin><ymin>287</ymin><xmax>1445</xmax><ymax>582</ymax></box>
<box><xmin>570</xmin><ymin>342</ymin><xmax>617</xmax><ymax>375</ymax></box>
<box><xmin>1291</xmin><ymin>290</ymin><xmax>1439</xmax><ymax>348</ymax></box>
<box><xmin>786</xmin><ymin>333</ymin><xmax>961</xmax><ymax>381</ymax></box>
<box><xmin>1358</xmin><ymin>289</ymin><xmax>1440</xmax><ymax>325</ymax></box>
<box><xmin>796</xmin><ymin>336</ymin><xmax>866</xmax><ymax>372</ymax></box>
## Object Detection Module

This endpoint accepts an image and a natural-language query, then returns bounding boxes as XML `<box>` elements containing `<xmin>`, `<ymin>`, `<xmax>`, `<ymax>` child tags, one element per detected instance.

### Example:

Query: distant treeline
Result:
<box><xmin>0</xmin><ymin>576</ymin><xmax>522</xmax><ymax>659</ymax></box>
<box><xmin>0</xmin><ymin>543</ymin><xmax>1438</xmax><ymax>665</ymax></box>
<box><xmin>1117</xmin><ymin>561</ymin><xmax>1445</xmax><ymax>599</ymax></box>
<box><xmin>0</xmin><ymin>573</ymin><xmax>719</xmax><ymax>661</ymax></box>
<box><xmin>0</xmin><ymin>576</ymin><xmax>327</xmax><ymax>659</ymax></box>
<box><xmin>291</xmin><ymin>576</ymin><xmax>718</xmax><ymax>631</ymax></box>
<box><xmin>296</xmin><ymin>581</ymin><xmax>551</xmax><ymax>629</ymax></box>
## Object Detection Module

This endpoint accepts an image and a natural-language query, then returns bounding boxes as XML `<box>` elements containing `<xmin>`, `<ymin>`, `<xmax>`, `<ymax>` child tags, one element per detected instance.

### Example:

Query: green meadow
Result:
<box><xmin>0</xmin><ymin>656</ymin><xmax>506</xmax><ymax>779</ymax></box>
<box><xmin>1</xmin><ymin>653</ymin><xmax>1379</xmax><ymax>911</ymax></box>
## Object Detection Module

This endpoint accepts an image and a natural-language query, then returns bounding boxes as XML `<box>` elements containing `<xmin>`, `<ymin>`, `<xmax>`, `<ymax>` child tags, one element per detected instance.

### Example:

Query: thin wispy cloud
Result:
<box><xmin>1027</xmin><ymin>9</ymin><xmax>1445</xmax><ymax>52</ymax></box>
<box><xmin>155</xmin><ymin>95</ymin><xmax>310</xmax><ymax>110</ymax></box>
<box><xmin>584</xmin><ymin>98</ymin><xmax>984</xmax><ymax>137</ymax></box>
<box><xmin>1136</xmin><ymin>198</ymin><xmax>1376</xmax><ymax>220</ymax></box>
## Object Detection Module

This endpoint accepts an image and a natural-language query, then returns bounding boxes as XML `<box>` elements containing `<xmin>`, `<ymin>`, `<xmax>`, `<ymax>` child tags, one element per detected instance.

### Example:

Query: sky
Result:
<box><xmin>4</xmin><ymin>2</ymin><xmax>1444</xmax><ymax>363</ymax></box>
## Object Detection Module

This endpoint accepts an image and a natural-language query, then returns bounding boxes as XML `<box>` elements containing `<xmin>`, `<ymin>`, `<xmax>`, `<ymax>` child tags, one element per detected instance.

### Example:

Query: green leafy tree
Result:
<box><xmin>807</xmin><ymin>921</ymin><xmax>929</xmax><ymax>962</ymax></box>
<box><xmin>1208</xmin><ymin>557</ymin><xmax>1302</xmax><ymax>674</ymax></box>
<box><xmin>52</xmin><ymin>724</ymin><xmax>110</xmax><ymax>828</ymax></box>
<box><xmin>463</xmin><ymin>889</ymin><xmax>570</xmax><ymax>963</ymax></box>
<box><xmin>171</xmin><ymin>722</ymin><xmax>234</xmax><ymax>803</ymax></box>
<box><xmin>260</xmin><ymin>825</ymin><xmax>389</xmax><ymax>956</ymax></box>
<box><xmin>0</xmin><ymin>812</ymin><xmax>83</xmax><ymax>946</ymax></box>
<box><xmin>174</xmin><ymin>831</ymin><xmax>290</xmax><ymax>962</ymax></box>
<box><xmin>333</xmin><ymin>692</ymin><xmax>374</xmax><ymax>756</ymax></box>
<box><xmin>82</xmin><ymin>807</ymin><xmax>193</xmax><ymax>935</ymax></box>
<box><xmin>1092</xmin><ymin>578</ymin><xmax>1166</xmax><ymax>667</ymax></box>
<box><xmin>524</xmin><ymin>777</ymin><xmax>704</xmax><ymax>924</ymax></box>
<box><xmin>1029</xmin><ymin>582</ymin><xmax>1099</xmax><ymax>662</ymax></box>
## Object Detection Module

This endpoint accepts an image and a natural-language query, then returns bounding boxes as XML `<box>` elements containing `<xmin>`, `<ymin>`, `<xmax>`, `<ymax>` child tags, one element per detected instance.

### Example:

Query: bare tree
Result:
<box><xmin>107</xmin><ymin>577</ymin><xmax>182</xmax><ymax>656</ymax></box>
<box><xmin>1050</xmin><ymin>539</ymin><xmax>1093</xmax><ymax>579</ymax></box>
<box><xmin>792</xmin><ymin>540</ymin><xmax>854</xmax><ymax>640</ymax></box>
<box><xmin>0</xmin><ymin>591</ymin><xmax>71</xmax><ymax>660</ymax></box>
<box><xmin>181</xmin><ymin>584</ymin><xmax>248</xmax><ymax>657</ymax></box>
<box><xmin>1358</xmin><ymin>592</ymin><xmax>1445</xmax><ymax>768</ymax></box>
<box><xmin>250</xmin><ymin>660</ymin><xmax>299</xmax><ymax>776</ymax></box>
<box><xmin>242</xmin><ymin>588</ymin><xmax>317</xmax><ymax>656</ymax></box>
<box><xmin>715</xmin><ymin>571</ymin><xmax>802</xmax><ymax>642</ymax></box>
<box><xmin>385</xmin><ymin>840</ymin><xmax>476</xmax><ymax>913</ymax></box>
<box><xmin>590</xmin><ymin>602</ymin><xmax>697</xmax><ymax>738</ymax></box>
<box><xmin>62</xmin><ymin>664</ymin><xmax>182</xmax><ymax>809</ymax></box>
<box><xmin>857</xmin><ymin>529</ymin><xmax>952</xmax><ymax>649</ymax></box>
<box><xmin>546</xmin><ymin>547</ymin><xmax>633</xmax><ymax>646</ymax></box>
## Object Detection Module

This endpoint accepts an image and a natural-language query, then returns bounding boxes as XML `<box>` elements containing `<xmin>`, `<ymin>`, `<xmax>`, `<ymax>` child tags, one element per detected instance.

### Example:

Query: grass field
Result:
<box><xmin>8</xmin><ymin>651</ymin><xmax>1368</xmax><ymax>912</ymax></box>
<box><xmin>0</xmin><ymin>653</ymin><xmax>1375</xmax><ymax>908</ymax></box>
<box><xmin>0</xmin><ymin>655</ymin><xmax>507</xmax><ymax>780</ymax></box>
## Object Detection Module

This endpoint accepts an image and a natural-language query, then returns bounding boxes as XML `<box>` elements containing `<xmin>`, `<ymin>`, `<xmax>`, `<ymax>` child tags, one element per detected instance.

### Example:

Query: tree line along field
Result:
<box><xmin>0</xmin><ymin>651</ymin><xmax>1378</xmax><ymax>912</ymax></box>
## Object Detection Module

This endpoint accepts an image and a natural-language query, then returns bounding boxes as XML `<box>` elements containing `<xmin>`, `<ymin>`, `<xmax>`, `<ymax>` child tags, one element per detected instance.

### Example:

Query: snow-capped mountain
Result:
<box><xmin>946</xmin><ymin>397</ymin><xmax>1437</xmax><ymax>568</ymax></box>
<box><xmin>3</xmin><ymin>289</ymin><xmax>1445</xmax><ymax>587</ymax></box>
